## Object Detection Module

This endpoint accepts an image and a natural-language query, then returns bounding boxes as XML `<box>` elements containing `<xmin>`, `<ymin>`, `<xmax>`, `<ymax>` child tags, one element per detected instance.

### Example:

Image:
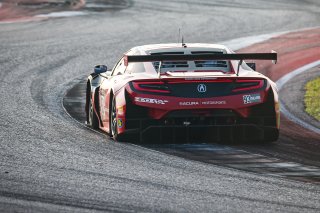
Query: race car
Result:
<box><xmin>85</xmin><ymin>43</ymin><xmax>279</xmax><ymax>143</ymax></box>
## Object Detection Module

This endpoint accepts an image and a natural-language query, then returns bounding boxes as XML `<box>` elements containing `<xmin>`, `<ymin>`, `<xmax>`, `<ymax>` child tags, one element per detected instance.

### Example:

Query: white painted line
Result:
<box><xmin>222</xmin><ymin>26</ymin><xmax>320</xmax><ymax>51</ymax></box>
<box><xmin>222</xmin><ymin>32</ymin><xmax>286</xmax><ymax>50</ymax></box>
<box><xmin>36</xmin><ymin>11</ymin><xmax>87</xmax><ymax>18</ymax></box>
<box><xmin>276</xmin><ymin>60</ymin><xmax>320</xmax><ymax>135</ymax></box>
<box><xmin>85</xmin><ymin>3</ymin><xmax>113</xmax><ymax>8</ymax></box>
<box><xmin>277</xmin><ymin>60</ymin><xmax>320</xmax><ymax>90</ymax></box>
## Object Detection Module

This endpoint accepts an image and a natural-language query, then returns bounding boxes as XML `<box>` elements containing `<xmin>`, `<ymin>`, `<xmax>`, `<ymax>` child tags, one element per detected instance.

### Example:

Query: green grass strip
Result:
<box><xmin>304</xmin><ymin>77</ymin><xmax>320</xmax><ymax>121</ymax></box>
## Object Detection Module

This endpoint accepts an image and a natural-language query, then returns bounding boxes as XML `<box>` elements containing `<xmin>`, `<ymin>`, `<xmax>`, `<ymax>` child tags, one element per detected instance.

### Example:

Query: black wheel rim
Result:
<box><xmin>111</xmin><ymin>98</ymin><xmax>117</xmax><ymax>136</ymax></box>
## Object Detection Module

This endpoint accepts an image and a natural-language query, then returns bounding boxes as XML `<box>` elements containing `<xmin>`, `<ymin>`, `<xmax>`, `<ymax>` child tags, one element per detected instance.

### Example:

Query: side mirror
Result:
<box><xmin>246</xmin><ymin>62</ymin><xmax>256</xmax><ymax>70</ymax></box>
<box><xmin>94</xmin><ymin>65</ymin><xmax>108</xmax><ymax>74</ymax></box>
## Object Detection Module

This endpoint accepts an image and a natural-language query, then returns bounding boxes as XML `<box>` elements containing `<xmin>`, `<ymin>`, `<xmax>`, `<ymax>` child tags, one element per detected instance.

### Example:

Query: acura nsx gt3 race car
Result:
<box><xmin>85</xmin><ymin>43</ymin><xmax>279</xmax><ymax>143</ymax></box>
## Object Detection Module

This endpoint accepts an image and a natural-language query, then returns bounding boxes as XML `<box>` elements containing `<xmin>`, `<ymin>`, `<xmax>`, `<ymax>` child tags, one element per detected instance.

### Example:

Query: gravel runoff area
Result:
<box><xmin>1</xmin><ymin>0</ymin><xmax>320</xmax><ymax>212</ymax></box>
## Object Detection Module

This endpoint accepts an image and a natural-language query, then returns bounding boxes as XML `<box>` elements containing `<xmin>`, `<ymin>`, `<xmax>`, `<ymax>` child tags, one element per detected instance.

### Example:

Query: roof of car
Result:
<box><xmin>133</xmin><ymin>43</ymin><xmax>229</xmax><ymax>54</ymax></box>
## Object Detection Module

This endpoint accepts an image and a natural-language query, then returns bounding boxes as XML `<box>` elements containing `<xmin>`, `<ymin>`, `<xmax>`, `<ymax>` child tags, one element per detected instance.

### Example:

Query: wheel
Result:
<box><xmin>88</xmin><ymin>96</ymin><xmax>99</xmax><ymax>129</ymax></box>
<box><xmin>110</xmin><ymin>96</ymin><xmax>119</xmax><ymax>140</ymax></box>
<box><xmin>110</xmin><ymin>96</ymin><xmax>127</xmax><ymax>141</ymax></box>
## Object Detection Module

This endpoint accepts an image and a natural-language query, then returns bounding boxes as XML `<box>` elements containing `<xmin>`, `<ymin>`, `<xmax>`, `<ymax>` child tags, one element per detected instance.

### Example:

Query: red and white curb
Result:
<box><xmin>276</xmin><ymin>60</ymin><xmax>320</xmax><ymax>135</ymax></box>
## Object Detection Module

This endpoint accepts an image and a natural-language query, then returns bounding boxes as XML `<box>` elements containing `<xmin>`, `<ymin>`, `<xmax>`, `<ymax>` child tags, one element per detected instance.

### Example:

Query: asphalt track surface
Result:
<box><xmin>1</xmin><ymin>0</ymin><xmax>320</xmax><ymax>212</ymax></box>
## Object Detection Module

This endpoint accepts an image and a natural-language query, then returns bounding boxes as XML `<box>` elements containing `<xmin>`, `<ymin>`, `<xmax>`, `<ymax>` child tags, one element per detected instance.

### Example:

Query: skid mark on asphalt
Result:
<box><xmin>63</xmin><ymin>81</ymin><xmax>87</xmax><ymax>122</ymax></box>
<box><xmin>143</xmin><ymin>143</ymin><xmax>320</xmax><ymax>183</ymax></box>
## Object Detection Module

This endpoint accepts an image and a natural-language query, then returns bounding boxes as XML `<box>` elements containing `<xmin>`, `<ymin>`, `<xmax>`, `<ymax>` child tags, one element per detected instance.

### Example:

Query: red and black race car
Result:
<box><xmin>85</xmin><ymin>43</ymin><xmax>279</xmax><ymax>143</ymax></box>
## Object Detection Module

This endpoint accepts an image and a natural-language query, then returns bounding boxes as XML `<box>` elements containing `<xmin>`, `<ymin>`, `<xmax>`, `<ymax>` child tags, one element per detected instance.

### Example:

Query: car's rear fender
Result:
<box><xmin>113</xmin><ymin>87</ymin><xmax>127</xmax><ymax>135</ymax></box>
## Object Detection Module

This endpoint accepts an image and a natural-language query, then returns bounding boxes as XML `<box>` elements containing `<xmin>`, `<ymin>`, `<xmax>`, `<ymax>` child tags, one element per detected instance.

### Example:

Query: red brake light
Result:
<box><xmin>132</xmin><ymin>81</ymin><xmax>170</xmax><ymax>94</ymax></box>
<box><xmin>232</xmin><ymin>79</ymin><xmax>264</xmax><ymax>92</ymax></box>
<box><xmin>168</xmin><ymin>79</ymin><xmax>233</xmax><ymax>84</ymax></box>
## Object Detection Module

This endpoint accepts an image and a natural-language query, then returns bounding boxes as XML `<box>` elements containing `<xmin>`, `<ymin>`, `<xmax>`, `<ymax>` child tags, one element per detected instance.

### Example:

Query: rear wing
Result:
<box><xmin>124</xmin><ymin>52</ymin><xmax>277</xmax><ymax>76</ymax></box>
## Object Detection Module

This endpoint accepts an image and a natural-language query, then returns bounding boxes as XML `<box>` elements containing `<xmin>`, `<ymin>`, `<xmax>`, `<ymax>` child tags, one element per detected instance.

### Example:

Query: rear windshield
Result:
<box><xmin>152</xmin><ymin>52</ymin><xmax>188</xmax><ymax>69</ymax></box>
<box><xmin>192</xmin><ymin>51</ymin><xmax>228</xmax><ymax>69</ymax></box>
<box><xmin>151</xmin><ymin>51</ymin><xmax>230</xmax><ymax>73</ymax></box>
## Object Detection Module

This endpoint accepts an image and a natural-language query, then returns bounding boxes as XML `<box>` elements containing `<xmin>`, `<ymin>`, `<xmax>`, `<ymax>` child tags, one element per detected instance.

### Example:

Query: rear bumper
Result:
<box><xmin>141</xmin><ymin>124</ymin><xmax>278</xmax><ymax>143</ymax></box>
<box><xmin>120</xmin><ymin>87</ymin><xmax>279</xmax><ymax>143</ymax></box>
<box><xmin>123</xmin><ymin>117</ymin><xmax>278</xmax><ymax>143</ymax></box>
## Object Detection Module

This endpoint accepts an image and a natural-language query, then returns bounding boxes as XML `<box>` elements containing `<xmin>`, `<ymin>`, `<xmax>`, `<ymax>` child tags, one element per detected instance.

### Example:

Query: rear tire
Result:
<box><xmin>110</xmin><ymin>96</ymin><xmax>128</xmax><ymax>142</ymax></box>
<box><xmin>88</xmin><ymin>96</ymin><xmax>99</xmax><ymax>129</ymax></box>
<box><xmin>110</xmin><ymin>96</ymin><xmax>120</xmax><ymax>140</ymax></box>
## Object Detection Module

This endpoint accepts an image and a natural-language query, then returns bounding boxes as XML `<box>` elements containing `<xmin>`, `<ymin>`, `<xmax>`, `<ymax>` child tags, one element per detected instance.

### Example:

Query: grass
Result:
<box><xmin>304</xmin><ymin>77</ymin><xmax>320</xmax><ymax>121</ymax></box>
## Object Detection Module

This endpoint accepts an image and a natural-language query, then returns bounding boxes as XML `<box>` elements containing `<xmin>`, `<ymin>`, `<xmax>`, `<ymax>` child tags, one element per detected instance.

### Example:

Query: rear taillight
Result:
<box><xmin>168</xmin><ymin>79</ymin><xmax>233</xmax><ymax>84</ymax></box>
<box><xmin>131</xmin><ymin>79</ymin><xmax>264</xmax><ymax>94</ymax></box>
<box><xmin>232</xmin><ymin>79</ymin><xmax>264</xmax><ymax>92</ymax></box>
<box><xmin>131</xmin><ymin>81</ymin><xmax>170</xmax><ymax>94</ymax></box>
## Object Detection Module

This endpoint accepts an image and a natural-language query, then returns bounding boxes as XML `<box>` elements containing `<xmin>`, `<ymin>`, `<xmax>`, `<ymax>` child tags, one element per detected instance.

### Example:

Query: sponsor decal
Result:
<box><xmin>117</xmin><ymin>118</ymin><xmax>123</xmax><ymax>128</ymax></box>
<box><xmin>201</xmin><ymin>100</ymin><xmax>226</xmax><ymax>105</ymax></box>
<box><xmin>117</xmin><ymin>106</ymin><xmax>124</xmax><ymax>115</ymax></box>
<box><xmin>135</xmin><ymin>97</ymin><xmax>168</xmax><ymax>105</ymax></box>
<box><xmin>179</xmin><ymin>101</ymin><xmax>199</xmax><ymax>106</ymax></box>
<box><xmin>197</xmin><ymin>84</ymin><xmax>207</xmax><ymax>93</ymax></box>
<box><xmin>243</xmin><ymin>94</ymin><xmax>261</xmax><ymax>104</ymax></box>
<box><xmin>180</xmin><ymin>100</ymin><xmax>226</xmax><ymax>106</ymax></box>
